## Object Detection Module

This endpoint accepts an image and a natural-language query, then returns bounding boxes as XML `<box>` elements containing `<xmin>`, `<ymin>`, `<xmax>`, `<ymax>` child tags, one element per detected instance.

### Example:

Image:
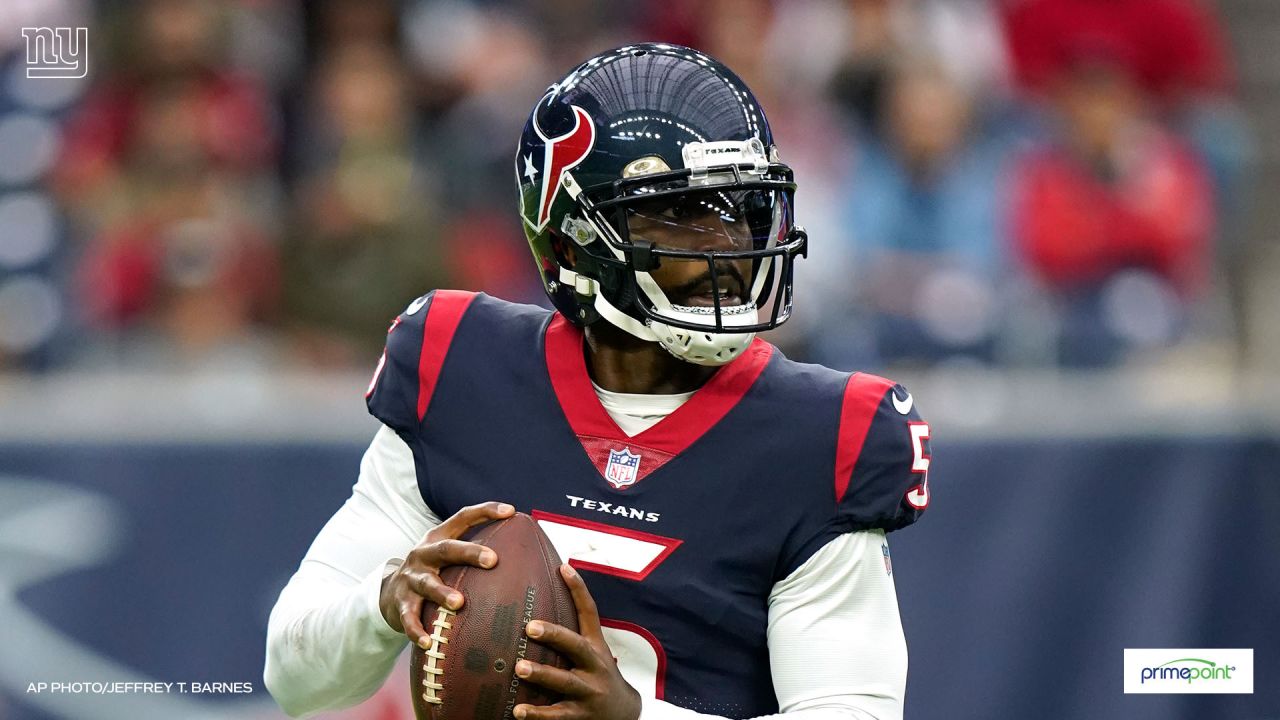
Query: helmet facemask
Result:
<box><xmin>555</xmin><ymin>140</ymin><xmax>808</xmax><ymax>365</ymax></box>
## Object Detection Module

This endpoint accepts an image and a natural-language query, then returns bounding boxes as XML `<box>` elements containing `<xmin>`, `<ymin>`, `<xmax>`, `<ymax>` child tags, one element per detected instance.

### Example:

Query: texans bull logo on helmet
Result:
<box><xmin>518</xmin><ymin>90</ymin><xmax>596</xmax><ymax>233</ymax></box>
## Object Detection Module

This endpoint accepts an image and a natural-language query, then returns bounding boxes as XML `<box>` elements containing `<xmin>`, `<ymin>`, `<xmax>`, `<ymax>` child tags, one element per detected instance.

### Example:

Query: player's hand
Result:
<box><xmin>513</xmin><ymin>564</ymin><xmax>642</xmax><ymax>720</ymax></box>
<box><xmin>379</xmin><ymin>501</ymin><xmax>515</xmax><ymax>649</ymax></box>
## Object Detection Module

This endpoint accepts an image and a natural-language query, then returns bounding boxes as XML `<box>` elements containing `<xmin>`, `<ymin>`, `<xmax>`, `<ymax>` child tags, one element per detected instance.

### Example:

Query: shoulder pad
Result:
<box><xmin>365</xmin><ymin>290</ymin><xmax>476</xmax><ymax>433</ymax></box>
<box><xmin>834</xmin><ymin>373</ymin><xmax>931</xmax><ymax>532</ymax></box>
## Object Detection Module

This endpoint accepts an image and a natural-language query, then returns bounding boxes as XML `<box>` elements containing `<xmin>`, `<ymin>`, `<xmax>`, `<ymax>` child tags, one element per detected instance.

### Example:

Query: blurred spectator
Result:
<box><xmin>405</xmin><ymin>5</ymin><xmax>550</xmax><ymax>212</ymax></box>
<box><xmin>1010</xmin><ymin>49</ymin><xmax>1215</xmax><ymax>366</ymax></box>
<box><xmin>76</xmin><ymin>170</ymin><xmax>279</xmax><ymax>363</ymax></box>
<box><xmin>50</xmin><ymin>0</ymin><xmax>282</xmax><ymax>368</ymax></box>
<box><xmin>1001</xmin><ymin>0</ymin><xmax>1252</xmax><ymax>259</ymax></box>
<box><xmin>1002</xmin><ymin>0</ymin><xmax>1233</xmax><ymax>104</ymax></box>
<box><xmin>828</xmin><ymin>0</ymin><xmax>900</xmax><ymax>132</ymax></box>
<box><xmin>829</xmin><ymin>0</ymin><xmax>1011</xmax><ymax>141</ymax></box>
<box><xmin>683</xmin><ymin>0</ymin><xmax>779</xmax><ymax>105</ymax></box>
<box><xmin>814</xmin><ymin>55</ymin><xmax>1012</xmax><ymax>369</ymax></box>
<box><xmin>749</xmin><ymin>0</ymin><xmax>862</xmax><ymax>357</ymax></box>
<box><xmin>315</xmin><ymin>0</ymin><xmax>399</xmax><ymax>48</ymax></box>
<box><xmin>281</xmin><ymin>41</ymin><xmax>447</xmax><ymax>366</ymax></box>
<box><xmin>54</xmin><ymin>0</ymin><xmax>276</xmax><ymax>215</ymax></box>
<box><xmin>442</xmin><ymin>211</ymin><xmax>545</xmax><ymax>302</ymax></box>
<box><xmin>401</xmin><ymin>1</ymin><xmax>561</xmax><ymax>311</ymax></box>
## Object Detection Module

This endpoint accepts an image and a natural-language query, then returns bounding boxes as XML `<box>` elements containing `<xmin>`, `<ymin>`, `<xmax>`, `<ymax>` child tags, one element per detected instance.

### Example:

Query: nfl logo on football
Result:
<box><xmin>605</xmin><ymin>447</ymin><xmax>641</xmax><ymax>489</ymax></box>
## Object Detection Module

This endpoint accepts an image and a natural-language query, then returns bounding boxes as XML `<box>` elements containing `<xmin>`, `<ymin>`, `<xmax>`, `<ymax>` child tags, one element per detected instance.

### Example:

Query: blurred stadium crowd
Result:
<box><xmin>0</xmin><ymin>0</ymin><xmax>1260</xmax><ymax>373</ymax></box>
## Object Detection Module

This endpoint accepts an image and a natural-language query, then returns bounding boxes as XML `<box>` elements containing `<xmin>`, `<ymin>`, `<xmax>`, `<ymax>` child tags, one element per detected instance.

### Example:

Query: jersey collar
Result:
<box><xmin>544</xmin><ymin>314</ymin><xmax>773</xmax><ymax>461</ymax></box>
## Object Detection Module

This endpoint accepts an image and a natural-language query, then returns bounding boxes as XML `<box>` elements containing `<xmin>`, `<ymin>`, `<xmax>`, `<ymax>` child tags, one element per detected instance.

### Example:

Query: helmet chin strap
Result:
<box><xmin>558</xmin><ymin>265</ymin><xmax>658</xmax><ymax>341</ymax></box>
<box><xmin>557</xmin><ymin>265</ymin><xmax>755</xmax><ymax>367</ymax></box>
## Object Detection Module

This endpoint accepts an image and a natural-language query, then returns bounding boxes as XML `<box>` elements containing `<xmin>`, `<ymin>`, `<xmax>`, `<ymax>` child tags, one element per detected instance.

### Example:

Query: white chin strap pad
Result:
<box><xmin>646</xmin><ymin>304</ymin><xmax>758</xmax><ymax>366</ymax></box>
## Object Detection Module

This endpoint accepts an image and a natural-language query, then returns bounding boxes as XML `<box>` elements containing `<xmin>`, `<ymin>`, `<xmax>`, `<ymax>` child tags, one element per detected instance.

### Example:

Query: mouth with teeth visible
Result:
<box><xmin>686</xmin><ymin>290</ymin><xmax>743</xmax><ymax>307</ymax></box>
<box><xmin>679</xmin><ymin>273</ymin><xmax>746</xmax><ymax>308</ymax></box>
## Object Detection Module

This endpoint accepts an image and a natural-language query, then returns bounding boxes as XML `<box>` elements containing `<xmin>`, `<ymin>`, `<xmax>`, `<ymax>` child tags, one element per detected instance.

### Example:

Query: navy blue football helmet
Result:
<box><xmin>515</xmin><ymin>43</ymin><xmax>807</xmax><ymax>365</ymax></box>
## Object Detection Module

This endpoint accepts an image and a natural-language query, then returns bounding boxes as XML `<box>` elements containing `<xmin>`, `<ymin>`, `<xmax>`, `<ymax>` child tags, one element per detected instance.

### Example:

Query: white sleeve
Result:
<box><xmin>264</xmin><ymin>425</ymin><xmax>442</xmax><ymax>718</ymax></box>
<box><xmin>639</xmin><ymin>530</ymin><xmax>906</xmax><ymax>720</ymax></box>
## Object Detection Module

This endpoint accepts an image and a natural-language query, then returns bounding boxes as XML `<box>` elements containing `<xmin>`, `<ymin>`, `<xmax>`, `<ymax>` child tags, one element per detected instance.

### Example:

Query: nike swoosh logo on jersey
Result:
<box><xmin>892</xmin><ymin>390</ymin><xmax>913</xmax><ymax>415</ymax></box>
<box><xmin>405</xmin><ymin>295</ymin><xmax>429</xmax><ymax>316</ymax></box>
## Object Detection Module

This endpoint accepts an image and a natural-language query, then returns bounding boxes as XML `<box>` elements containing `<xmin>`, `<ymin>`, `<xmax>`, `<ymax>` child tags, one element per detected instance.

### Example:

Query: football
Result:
<box><xmin>410</xmin><ymin>512</ymin><xmax>579</xmax><ymax>720</ymax></box>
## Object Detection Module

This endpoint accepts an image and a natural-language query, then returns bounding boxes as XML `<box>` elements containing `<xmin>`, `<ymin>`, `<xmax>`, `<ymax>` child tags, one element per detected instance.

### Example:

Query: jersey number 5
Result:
<box><xmin>531</xmin><ymin>511</ymin><xmax>677</xmax><ymax>699</ymax></box>
<box><xmin>905</xmin><ymin>421</ymin><xmax>930</xmax><ymax>510</ymax></box>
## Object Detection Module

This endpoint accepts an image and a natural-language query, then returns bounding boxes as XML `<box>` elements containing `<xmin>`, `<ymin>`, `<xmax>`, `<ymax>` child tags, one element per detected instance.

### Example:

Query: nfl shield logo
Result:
<box><xmin>881</xmin><ymin>542</ymin><xmax>893</xmax><ymax>575</ymax></box>
<box><xmin>605</xmin><ymin>447</ymin><xmax>642</xmax><ymax>489</ymax></box>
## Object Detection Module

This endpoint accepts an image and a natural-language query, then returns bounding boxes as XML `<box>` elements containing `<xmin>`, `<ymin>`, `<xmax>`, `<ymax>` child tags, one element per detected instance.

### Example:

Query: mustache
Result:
<box><xmin>668</xmin><ymin>265</ymin><xmax>748</xmax><ymax>299</ymax></box>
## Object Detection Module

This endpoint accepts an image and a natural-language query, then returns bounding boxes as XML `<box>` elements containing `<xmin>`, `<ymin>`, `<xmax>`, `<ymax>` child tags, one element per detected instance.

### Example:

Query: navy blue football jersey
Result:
<box><xmin>366</xmin><ymin>290</ymin><xmax>931</xmax><ymax>717</ymax></box>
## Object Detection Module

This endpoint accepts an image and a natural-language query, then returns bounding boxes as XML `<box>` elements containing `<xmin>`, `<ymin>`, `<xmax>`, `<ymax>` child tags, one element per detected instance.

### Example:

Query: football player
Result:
<box><xmin>265</xmin><ymin>43</ymin><xmax>931</xmax><ymax>720</ymax></box>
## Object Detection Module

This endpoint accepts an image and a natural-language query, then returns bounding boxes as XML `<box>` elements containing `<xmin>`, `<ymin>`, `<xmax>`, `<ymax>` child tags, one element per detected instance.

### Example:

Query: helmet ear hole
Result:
<box><xmin>549</xmin><ymin>232</ymin><xmax>575</xmax><ymax>269</ymax></box>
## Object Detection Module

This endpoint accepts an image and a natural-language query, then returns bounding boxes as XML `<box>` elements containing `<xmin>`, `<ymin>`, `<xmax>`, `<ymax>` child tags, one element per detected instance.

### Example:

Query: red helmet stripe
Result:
<box><xmin>537</xmin><ymin>105</ymin><xmax>595</xmax><ymax>229</ymax></box>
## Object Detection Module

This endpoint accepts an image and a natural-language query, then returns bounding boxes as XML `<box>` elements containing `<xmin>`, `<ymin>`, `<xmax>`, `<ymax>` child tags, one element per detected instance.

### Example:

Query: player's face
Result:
<box><xmin>626</xmin><ymin>195</ymin><xmax>755</xmax><ymax>308</ymax></box>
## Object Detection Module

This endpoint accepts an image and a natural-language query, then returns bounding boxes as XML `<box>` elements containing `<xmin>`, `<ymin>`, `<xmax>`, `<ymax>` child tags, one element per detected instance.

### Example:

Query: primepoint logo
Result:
<box><xmin>1124</xmin><ymin>649</ymin><xmax>1253</xmax><ymax>694</ymax></box>
<box><xmin>1142</xmin><ymin>657</ymin><xmax>1234</xmax><ymax>684</ymax></box>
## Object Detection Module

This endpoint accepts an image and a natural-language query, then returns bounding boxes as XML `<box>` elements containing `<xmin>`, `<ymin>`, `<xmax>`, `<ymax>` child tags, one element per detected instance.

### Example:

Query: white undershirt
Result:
<box><xmin>592</xmin><ymin>382</ymin><xmax>695</xmax><ymax>436</ymax></box>
<box><xmin>265</xmin><ymin>388</ymin><xmax>907</xmax><ymax>720</ymax></box>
